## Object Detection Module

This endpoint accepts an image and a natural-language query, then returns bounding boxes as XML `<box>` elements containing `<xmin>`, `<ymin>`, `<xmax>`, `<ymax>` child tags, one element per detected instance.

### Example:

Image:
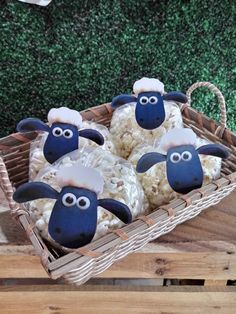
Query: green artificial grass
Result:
<box><xmin>0</xmin><ymin>0</ymin><xmax>235</xmax><ymax>137</ymax></box>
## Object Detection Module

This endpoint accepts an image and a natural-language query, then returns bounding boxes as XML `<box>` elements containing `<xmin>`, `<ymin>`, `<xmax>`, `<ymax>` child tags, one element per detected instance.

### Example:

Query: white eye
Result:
<box><xmin>181</xmin><ymin>151</ymin><xmax>192</xmax><ymax>162</ymax></box>
<box><xmin>63</xmin><ymin>129</ymin><xmax>73</xmax><ymax>139</ymax></box>
<box><xmin>52</xmin><ymin>127</ymin><xmax>63</xmax><ymax>137</ymax></box>
<box><xmin>62</xmin><ymin>193</ymin><xmax>77</xmax><ymax>207</ymax></box>
<box><xmin>149</xmin><ymin>96</ymin><xmax>158</xmax><ymax>104</ymax></box>
<box><xmin>139</xmin><ymin>96</ymin><xmax>149</xmax><ymax>105</ymax></box>
<box><xmin>77</xmin><ymin>196</ymin><xmax>91</xmax><ymax>210</ymax></box>
<box><xmin>170</xmin><ymin>152</ymin><xmax>181</xmax><ymax>163</ymax></box>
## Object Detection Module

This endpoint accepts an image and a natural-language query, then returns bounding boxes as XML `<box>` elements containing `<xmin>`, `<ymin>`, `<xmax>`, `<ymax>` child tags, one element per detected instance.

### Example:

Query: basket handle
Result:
<box><xmin>186</xmin><ymin>82</ymin><xmax>227</xmax><ymax>131</ymax></box>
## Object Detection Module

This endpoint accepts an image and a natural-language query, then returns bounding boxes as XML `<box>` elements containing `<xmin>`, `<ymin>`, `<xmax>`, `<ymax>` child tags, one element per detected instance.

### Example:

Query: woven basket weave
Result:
<box><xmin>0</xmin><ymin>82</ymin><xmax>236</xmax><ymax>285</ymax></box>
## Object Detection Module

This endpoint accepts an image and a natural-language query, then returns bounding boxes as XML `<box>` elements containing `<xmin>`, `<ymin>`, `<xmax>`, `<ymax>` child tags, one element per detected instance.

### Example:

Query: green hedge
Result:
<box><xmin>0</xmin><ymin>0</ymin><xmax>235</xmax><ymax>137</ymax></box>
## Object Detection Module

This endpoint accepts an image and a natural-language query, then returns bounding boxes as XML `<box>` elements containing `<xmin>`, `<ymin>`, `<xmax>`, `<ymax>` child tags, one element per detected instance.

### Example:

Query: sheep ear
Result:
<box><xmin>17</xmin><ymin>118</ymin><xmax>50</xmax><ymax>133</ymax></box>
<box><xmin>197</xmin><ymin>144</ymin><xmax>229</xmax><ymax>159</ymax></box>
<box><xmin>163</xmin><ymin>92</ymin><xmax>188</xmax><ymax>103</ymax></box>
<box><xmin>112</xmin><ymin>94</ymin><xmax>137</xmax><ymax>108</ymax></box>
<box><xmin>98</xmin><ymin>199</ymin><xmax>132</xmax><ymax>224</ymax></box>
<box><xmin>13</xmin><ymin>182</ymin><xmax>59</xmax><ymax>203</ymax></box>
<box><xmin>136</xmin><ymin>152</ymin><xmax>167</xmax><ymax>173</ymax></box>
<box><xmin>79</xmin><ymin>129</ymin><xmax>105</xmax><ymax>146</ymax></box>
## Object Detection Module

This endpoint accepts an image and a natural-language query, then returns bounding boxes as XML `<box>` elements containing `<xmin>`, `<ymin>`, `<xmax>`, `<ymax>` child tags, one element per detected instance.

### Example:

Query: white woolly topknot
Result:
<box><xmin>158</xmin><ymin>128</ymin><xmax>197</xmax><ymax>153</ymax></box>
<box><xmin>56</xmin><ymin>164</ymin><xmax>104</xmax><ymax>195</ymax></box>
<box><xmin>133</xmin><ymin>77</ymin><xmax>165</xmax><ymax>95</ymax></box>
<box><xmin>47</xmin><ymin>107</ymin><xmax>83</xmax><ymax>128</ymax></box>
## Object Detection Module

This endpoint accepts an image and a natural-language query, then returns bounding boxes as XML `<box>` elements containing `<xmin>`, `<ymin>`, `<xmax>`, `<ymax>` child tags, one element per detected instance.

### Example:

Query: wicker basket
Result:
<box><xmin>0</xmin><ymin>82</ymin><xmax>236</xmax><ymax>285</ymax></box>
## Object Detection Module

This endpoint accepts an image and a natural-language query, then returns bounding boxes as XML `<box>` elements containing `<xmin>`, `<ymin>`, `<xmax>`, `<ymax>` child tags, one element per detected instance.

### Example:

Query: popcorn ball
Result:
<box><xmin>29</xmin><ymin>120</ymin><xmax>117</xmax><ymax>180</ymax></box>
<box><xmin>128</xmin><ymin>135</ymin><xmax>223</xmax><ymax>210</ymax></box>
<box><xmin>110</xmin><ymin>77</ymin><xmax>188</xmax><ymax>159</ymax></box>
<box><xmin>110</xmin><ymin>101</ymin><xmax>183</xmax><ymax>159</ymax></box>
<box><xmin>28</xmin><ymin>147</ymin><xmax>149</xmax><ymax>244</ymax></box>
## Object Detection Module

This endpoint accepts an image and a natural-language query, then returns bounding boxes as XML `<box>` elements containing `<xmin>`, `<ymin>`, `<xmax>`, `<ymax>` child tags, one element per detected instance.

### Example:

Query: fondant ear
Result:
<box><xmin>163</xmin><ymin>92</ymin><xmax>188</xmax><ymax>103</ymax></box>
<box><xmin>112</xmin><ymin>94</ymin><xmax>137</xmax><ymax>108</ymax></box>
<box><xmin>79</xmin><ymin>129</ymin><xmax>104</xmax><ymax>146</ymax></box>
<box><xmin>13</xmin><ymin>182</ymin><xmax>59</xmax><ymax>203</ymax></box>
<box><xmin>197</xmin><ymin>144</ymin><xmax>229</xmax><ymax>159</ymax></box>
<box><xmin>98</xmin><ymin>199</ymin><xmax>132</xmax><ymax>224</ymax></box>
<box><xmin>136</xmin><ymin>152</ymin><xmax>167</xmax><ymax>173</ymax></box>
<box><xmin>17</xmin><ymin>118</ymin><xmax>50</xmax><ymax>133</ymax></box>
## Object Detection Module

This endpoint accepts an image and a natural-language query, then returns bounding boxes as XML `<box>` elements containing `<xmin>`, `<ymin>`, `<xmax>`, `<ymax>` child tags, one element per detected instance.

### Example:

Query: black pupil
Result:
<box><xmin>142</xmin><ymin>98</ymin><xmax>147</xmax><ymax>103</ymax></box>
<box><xmin>55</xmin><ymin>129</ymin><xmax>61</xmax><ymax>135</ymax></box>
<box><xmin>173</xmin><ymin>155</ymin><xmax>179</xmax><ymax>161</ymax></box>
<box><xmin>65</xmin><ymin>131</ymin><xmax>70</xmax><ymax>136</ymax></box>
<box><xmin>150</xmin><ymin>98</ymin><xmax>155</xmax><ymax>103</ymax></box>
<box><xmin>79</xmin><ymin>199</ymin><xmax>87</xmax><ymax>207</ymax></box>
<box><xmin>183</xmin><ymin>153</ymin><xmax>189</xmax><ymax>160</ymax></box>
<box><xmin>66</xmin><ymin>196</ymin><xmax>74</xmax><ymax>204</ymax></box>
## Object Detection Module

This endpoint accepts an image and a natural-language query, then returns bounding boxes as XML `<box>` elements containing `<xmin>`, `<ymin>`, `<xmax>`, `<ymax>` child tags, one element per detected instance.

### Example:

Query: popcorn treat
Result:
<box><xmin>14</xmin><ymin>164</ymin><xmax>132</xmax><ymax>249</ymax></box>
<box><xmin>111</xmin><ymin>77</ymin><xmax>188</xmax><ymax>131</ymax></box>
<box><xmin>110</xmin><ymin>101</ymin><xmax>183</xmax><ymax>159</ymax></box>
<box><xmin>129</xmin><ymin>144</ymin><xmax>177</xmax><ymax>210</ymax></box>
<box><xmin>28</xmin><ymin>119</ymin><xmax>116</xmax><ymax>180</ymax></box>
<box><xmin>28</xmin><ymin>147</ymin><xmax>149</xmax><ymax>245</ymax></box>
<box><xmin>129</xmin><ymin>130</ymin><xmax>226</xmax><ymax>209</ymax></box>
<box><xmin>79</xmin><ymin>121</ymin><xmax>117</xmax><ymax>155</ymax></box>
<box><xmin>18</xmin><ymin>107</ymin><xmax>104</xmax><ymax>165</ymax></box>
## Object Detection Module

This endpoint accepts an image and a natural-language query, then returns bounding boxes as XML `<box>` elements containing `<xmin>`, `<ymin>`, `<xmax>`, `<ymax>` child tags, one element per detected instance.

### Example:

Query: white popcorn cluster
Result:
<box><xmin>110</xmin><ymin>101</ymin><xmax>183</xmax><ymax>159</ymax></box>
<box><xmin>128</xmin><ymin>137</ymin><xmax>222</xmax><ymax>210</ymax></box>
<box><xmin>29</xmin><ymin>120</ymin><xmax>117</xmax><ymax>180</ymax></box>
<box><xmin>28</xmin><ymin>147</ymin><xmax>149</xmax><ymax>244</ymax></box>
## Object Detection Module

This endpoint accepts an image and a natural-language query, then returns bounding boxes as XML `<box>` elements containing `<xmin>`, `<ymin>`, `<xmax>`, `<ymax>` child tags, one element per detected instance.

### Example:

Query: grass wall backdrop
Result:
<box><xmin>0</xmin><ymin>0</ymin><xmax>235</xmax><ymax>137</ymax></box>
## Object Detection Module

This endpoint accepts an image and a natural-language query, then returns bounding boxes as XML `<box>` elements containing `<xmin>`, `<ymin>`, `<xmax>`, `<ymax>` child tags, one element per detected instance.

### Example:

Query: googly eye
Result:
<box><xmin>77</xmin><ymin>196</ymin><xmax>91</xmax><ymax>210</ymax></box>
<box><xmin>139</xmin><ymin>96</ymin><xmax>149</xmax><ymax>105</ymax></box>
<box><xmin>181</xmin><ymin>151</ymin><xmax>192</xmax><ymax>162</ymax></box>
<box><xmin>62</xmin><ymin>193</ymin><xmax>77</xmax><ymax>207</ymax></box>
<box><xmin>52</xmin><ymin>127</ymin><xmax>63</xmax><ymax>137</ymax></box>
<box><xmin>170</xmin><ymin>152</ymin><xmax>181</xmax><ymax>163</ymax></box>
<box><xmin>63</xmin><ymin>129</ymin><xmax>73</xmax><ymax>139</ymax></box>
<box><xmin>149</xmin><ymin>96</ymin><xmax>158</xmax><ymax>104</ymax></box>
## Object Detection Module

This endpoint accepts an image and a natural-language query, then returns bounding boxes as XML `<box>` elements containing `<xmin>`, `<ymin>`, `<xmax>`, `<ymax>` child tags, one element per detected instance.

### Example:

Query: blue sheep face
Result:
<box><xmin>135</xmin><ymin>92</ymin><xmax>165</xmax><ymax>130</ymax></box>
<box><xmin>48</xmin><ymin>186</ymin><xmax>98</xmax><ymax>249</ymax></box>
<box><xmin>166</xmin><ymin>145</ymin><xmax>203</xmax><ymax>194</ymax></box>
<box><xmin>44</xmin><ymin>122</ymin><xmax>79</xmax><ymax>164</ymax></box>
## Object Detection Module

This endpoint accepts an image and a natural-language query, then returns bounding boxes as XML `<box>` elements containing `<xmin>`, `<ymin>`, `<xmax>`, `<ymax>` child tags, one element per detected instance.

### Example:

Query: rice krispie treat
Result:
<box><xmin>28</xmin><ymin>147</ymin><xmax>149</xmax><ymax>243</ymax></box>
